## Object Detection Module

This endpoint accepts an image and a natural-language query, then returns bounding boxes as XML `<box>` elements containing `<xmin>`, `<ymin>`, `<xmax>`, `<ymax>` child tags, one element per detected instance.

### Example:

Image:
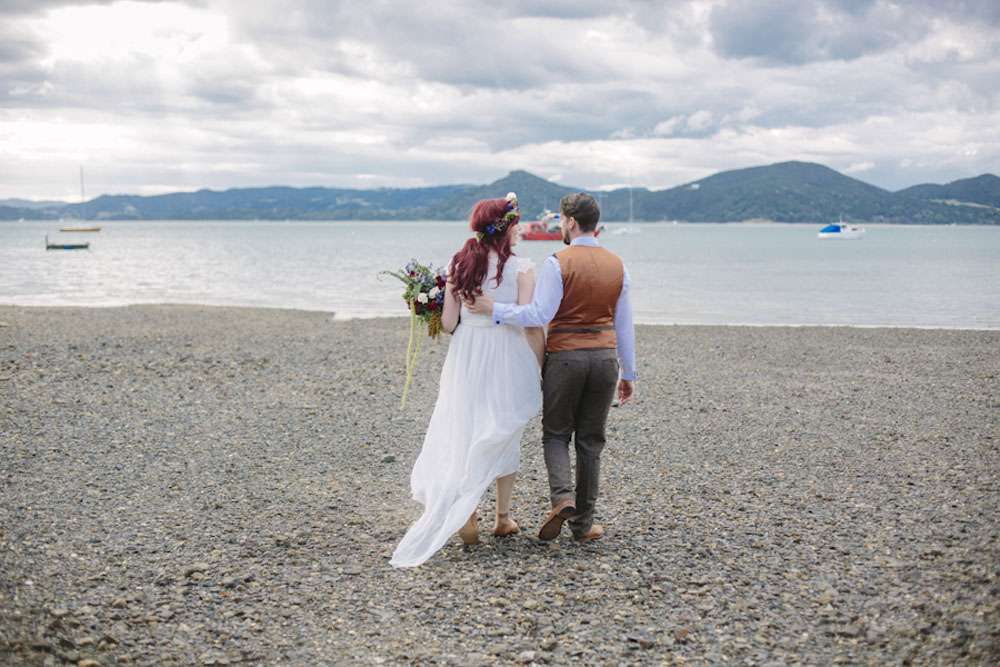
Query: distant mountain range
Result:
<box><xmin>2</xmin><ymin>161</ymin><xmax>998</xmax><ymax>224</ymax></box>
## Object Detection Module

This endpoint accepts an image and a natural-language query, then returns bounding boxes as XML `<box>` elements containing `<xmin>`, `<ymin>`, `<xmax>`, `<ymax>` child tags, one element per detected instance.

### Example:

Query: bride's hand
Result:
<box><xmin>466</xmin><ymin>294</ymin><xmax>494</xmax><ymax>315</ymax></box>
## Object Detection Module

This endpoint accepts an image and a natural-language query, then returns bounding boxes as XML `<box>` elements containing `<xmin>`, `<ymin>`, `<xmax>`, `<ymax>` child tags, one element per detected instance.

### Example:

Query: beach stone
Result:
<box><xmin>628</xmin><ymin>633</ymin><xmax>656</xmax><ymax>649</ymax></box>
<box><xmin>817</xmin><ymin>590</ymin><xmax>837</xmax><ymax>605</ymax></box>
<box><xmin>198</xmin><ymin>650</ymin><xmax>229</xmax><ymax>665</ymax></box>
<box><xmin>184</xmin><ymin>563</ymin><xmax>209</xmax><ymax>577</ymax></box>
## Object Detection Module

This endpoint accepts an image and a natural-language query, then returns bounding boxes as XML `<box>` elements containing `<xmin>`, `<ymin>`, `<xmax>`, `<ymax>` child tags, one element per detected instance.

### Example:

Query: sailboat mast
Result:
<box><xmin>628</xmin><ymin>170</ymin><xmax>633</xmax><ymax>223</ymax></box>
<box><xmin>79</xmin><ymin>166</ymin><xmax>86</xmax><ymax>220</ymax></box>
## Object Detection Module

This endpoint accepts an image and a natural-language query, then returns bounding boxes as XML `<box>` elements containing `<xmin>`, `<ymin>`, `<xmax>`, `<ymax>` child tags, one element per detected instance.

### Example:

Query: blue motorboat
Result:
<box><xmin>818</xmin><ymin>219</ymin><xmax>865</xmax><ymax>239</ymax></box>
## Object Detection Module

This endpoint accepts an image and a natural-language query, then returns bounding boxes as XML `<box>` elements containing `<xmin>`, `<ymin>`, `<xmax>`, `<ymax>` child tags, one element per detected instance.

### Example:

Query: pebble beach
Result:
<box><xmin>1</xmin><ymin>304</ymin><xmax>998</xmax><ymax>665</ymax></box>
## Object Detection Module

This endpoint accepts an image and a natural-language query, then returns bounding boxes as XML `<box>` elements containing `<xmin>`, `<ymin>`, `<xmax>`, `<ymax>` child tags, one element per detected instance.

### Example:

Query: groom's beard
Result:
<box><xmin>562</xmin><ymin>229</ymin><xmax>571</xmax><ymax>245</ymax></box>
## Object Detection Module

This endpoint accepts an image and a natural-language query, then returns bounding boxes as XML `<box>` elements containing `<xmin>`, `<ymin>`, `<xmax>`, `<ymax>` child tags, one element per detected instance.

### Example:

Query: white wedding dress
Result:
<box><xmin>390</xmin><ymin>253</ymin><xmax>542</xmax><ymax>568</ymax></box>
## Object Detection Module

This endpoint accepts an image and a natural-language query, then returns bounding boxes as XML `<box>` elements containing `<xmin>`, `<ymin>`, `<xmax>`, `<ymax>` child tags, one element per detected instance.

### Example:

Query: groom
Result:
<box><xmin>468</xmin><ymin>193</ymin><xmax>636</xmax><ymax>542</ymax></box>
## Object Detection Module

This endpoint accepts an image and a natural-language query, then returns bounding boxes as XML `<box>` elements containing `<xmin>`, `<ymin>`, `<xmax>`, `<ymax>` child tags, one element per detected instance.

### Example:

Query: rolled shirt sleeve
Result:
<box><xmin>492</xmin><ymin>255</ymin><xmax>563</xmax><ymax>327</ymax></box>
<box><xmin>614</xmin><ymin>266</ymin><xmax>637</xmax><ymax>381</ymax></box>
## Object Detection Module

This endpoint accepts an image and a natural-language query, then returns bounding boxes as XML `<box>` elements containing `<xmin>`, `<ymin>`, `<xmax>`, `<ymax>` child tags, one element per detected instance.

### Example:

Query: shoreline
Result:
<box><xmin>5</xmin><ymin>218</ymin><xmax>1000</xmax><ymax>226</ymax></box>
<box><xmin>2</xmin><ymin>301</ymin><xmax>998</xmax><ymax>332</ymax></box>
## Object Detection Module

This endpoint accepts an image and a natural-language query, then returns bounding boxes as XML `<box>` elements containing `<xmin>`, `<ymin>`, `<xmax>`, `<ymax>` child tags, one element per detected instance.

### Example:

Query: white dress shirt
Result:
<box><xmin>492</xmin><ymin>236</ymin><xmax>637</xmax><ymax>381</ymax></box>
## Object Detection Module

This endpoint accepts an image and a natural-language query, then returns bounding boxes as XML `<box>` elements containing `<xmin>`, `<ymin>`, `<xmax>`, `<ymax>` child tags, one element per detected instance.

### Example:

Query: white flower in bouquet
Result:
<box><xmin>379</xmin><ymin>258</ymin><xmax>447</xmax><ymax>409</ymax></box>
<box><xmin>506</xmin><ymin>191</ymin><xmax>517</xmax><ymax>202</ymax></box>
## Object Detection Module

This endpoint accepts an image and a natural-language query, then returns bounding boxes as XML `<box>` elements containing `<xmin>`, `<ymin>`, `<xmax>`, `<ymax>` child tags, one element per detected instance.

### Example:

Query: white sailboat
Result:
<box><xmin>60</xmin><ymin>166</ymin><xmax>101</xmax><ymax>232</ymax></box>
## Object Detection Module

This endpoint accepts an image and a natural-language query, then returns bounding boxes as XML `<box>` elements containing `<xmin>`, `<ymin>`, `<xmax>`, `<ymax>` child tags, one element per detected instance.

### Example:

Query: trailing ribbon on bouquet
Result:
<box><xmin>379</xmin><ymin>259</ymin><xmax>447</xmax><ymax>408</ymax></box>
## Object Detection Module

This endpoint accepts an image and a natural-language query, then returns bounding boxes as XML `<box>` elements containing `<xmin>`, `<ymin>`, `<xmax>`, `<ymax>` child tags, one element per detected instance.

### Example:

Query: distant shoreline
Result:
<box><xmin>2</xmin><ymin>162</ymin><xmax>998</xmax><ymax>225</ymax></box>
<box><xmin>2</xmin><ymin>302</ymin><xmax>998</xmax><ymax>332</ymax></box>
<box><xmin>5</xmin><ymin>218</ymin><xmax>1000</xmax><ymax>226</ymax></box>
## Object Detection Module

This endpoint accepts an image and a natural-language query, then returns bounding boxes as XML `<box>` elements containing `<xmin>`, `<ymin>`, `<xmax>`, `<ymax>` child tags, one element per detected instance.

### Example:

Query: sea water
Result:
<box><xmin>1</xmin><ymin>220</ymin><xmax>998</xmax><ymax>328</ymax></box>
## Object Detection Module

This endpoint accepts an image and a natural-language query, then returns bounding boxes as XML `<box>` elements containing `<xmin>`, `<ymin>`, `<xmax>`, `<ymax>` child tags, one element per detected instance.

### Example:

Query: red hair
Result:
<box><xmin>449</xmin><ymin>198</ymin><xmax>520</xmax><ymax>302</ymax></box>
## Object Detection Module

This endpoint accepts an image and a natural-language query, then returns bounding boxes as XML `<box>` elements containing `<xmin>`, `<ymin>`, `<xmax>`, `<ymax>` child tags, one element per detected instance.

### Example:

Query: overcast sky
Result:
<box><xmin>1</xmin><ymin>0</ymin><xmax>998</xmax><ymax>200</ymax></box>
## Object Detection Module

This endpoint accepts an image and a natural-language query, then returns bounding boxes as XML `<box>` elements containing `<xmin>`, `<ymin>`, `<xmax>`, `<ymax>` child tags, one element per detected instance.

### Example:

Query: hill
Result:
<box><xmin>2</xmin><ymin>162</ymin><xmax>997</xmax><ymax>223</ymax></box>
<box><xmin>644</xmin><ymin>161</ymin><xmax>890</xmax><ymax>222</ymax></box>
<box><xmin>893</xmin><ymin>174</ymin><xmax>1000</xmax><ymax>223</ymax></box>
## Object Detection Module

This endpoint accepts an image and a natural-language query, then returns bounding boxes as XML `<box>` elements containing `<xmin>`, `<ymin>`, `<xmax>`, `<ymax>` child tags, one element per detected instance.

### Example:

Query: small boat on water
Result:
<box><xmin>818</xmin><ymin>218</ymin><xmax>865</xmax><ymax>240</ymax></box>
<box><xmin>521</xmin><ymin>210</ymin><xmax>603</xmax><ymax>241</ymax></box>
<box><xmin>45</xmin><ymin>235</ymin><xmax>89</xmax><ymax>250</ymax></box>
<box><xmin>57</xmin><ymin>168</ymin><xmax>101</xmax><ymax>233</ymax></box>
<box><xmin>521</xmin><ymin>211</ymin><xmax>561</xmax><ymax>240</ymax></box>
<box><xmin>59</xmin><ymin>225</ymin><xmax>102</xmax><ymax>232</ymax></box>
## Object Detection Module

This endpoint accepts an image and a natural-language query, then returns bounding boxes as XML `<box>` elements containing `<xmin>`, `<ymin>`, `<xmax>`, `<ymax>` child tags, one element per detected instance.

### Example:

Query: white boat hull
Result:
<box><xmin>818</xmin><ymin>229</ymin><xmax>865</xmax><ymax>239</ymax></box>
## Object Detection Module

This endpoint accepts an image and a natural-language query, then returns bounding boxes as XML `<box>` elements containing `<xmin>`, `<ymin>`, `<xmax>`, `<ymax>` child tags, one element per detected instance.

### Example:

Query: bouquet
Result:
<box><xmin>380</xmin><ymin>259</ymin><xmax>448</xmax><ymax>408</ymax></box>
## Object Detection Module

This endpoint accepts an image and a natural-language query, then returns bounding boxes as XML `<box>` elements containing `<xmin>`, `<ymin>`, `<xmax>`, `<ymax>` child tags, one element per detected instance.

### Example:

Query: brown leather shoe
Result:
<box><xmin>538</xmin><ymin>499</ymin><xmax>576</xmax><ymax>541</ymax></box>
<box><xmin>575</xmin><ymin>524</ymin><xmax>605</xmax><ymax>542</ymax></box>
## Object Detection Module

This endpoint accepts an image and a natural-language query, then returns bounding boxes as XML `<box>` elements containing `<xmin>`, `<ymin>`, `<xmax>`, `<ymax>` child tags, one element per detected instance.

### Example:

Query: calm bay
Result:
<box><xmin>1</xmin><ymin>220</ymin><xmax>998</xmax><ymax>329</ymax></box>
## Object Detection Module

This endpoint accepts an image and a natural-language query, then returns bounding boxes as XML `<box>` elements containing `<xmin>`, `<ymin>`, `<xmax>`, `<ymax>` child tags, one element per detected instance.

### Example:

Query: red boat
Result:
<box><xmin>520</xmin><ymin>211</ymin><xmax>602</xmax><ymax>241</ymax></box>
<box><xmin>520</xmin><ymin>220</ymin><xmax>562</xmax><ymax>241</ymax></box>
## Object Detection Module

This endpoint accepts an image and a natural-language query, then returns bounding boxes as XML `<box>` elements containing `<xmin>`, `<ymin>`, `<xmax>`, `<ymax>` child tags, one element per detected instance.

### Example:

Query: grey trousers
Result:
<box><xmin>541</xmin><ymin>347</ymin><xmax>619</xmax><ymax>537</ymax></box>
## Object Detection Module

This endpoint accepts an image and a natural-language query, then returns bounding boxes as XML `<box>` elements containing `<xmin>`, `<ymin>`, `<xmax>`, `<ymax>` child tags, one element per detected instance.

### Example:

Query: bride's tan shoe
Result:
<box><xmin>493</xmin><ymin>513</ymin><xmax>520</xmax><ymax>537</ymax></box>
<box><xmin>458</xmin><ymin>512</ymin><xmax>480</xmax><ymax>545</ymax></box>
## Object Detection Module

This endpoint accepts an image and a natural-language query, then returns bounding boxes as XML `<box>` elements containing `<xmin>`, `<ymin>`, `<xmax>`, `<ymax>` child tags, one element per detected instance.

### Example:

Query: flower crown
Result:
<box><xmin>476</xmin><ymin>192</ymin><xmax>519</xmax><ymax>242</ymax></box>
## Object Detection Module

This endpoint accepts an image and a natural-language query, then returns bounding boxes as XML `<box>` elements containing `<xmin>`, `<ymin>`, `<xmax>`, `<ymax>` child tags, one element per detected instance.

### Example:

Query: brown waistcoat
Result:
<box><xmin>546</xmin><ymin>245</ymin><xmax>624</xmax><ymax>353</ymax></box>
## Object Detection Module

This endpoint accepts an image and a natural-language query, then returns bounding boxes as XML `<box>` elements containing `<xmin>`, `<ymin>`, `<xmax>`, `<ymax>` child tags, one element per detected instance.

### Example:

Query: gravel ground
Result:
<box><xmin>1</xmin><ymin>305</ymin><xmax>998</xmax><ymax>666</ymax></box>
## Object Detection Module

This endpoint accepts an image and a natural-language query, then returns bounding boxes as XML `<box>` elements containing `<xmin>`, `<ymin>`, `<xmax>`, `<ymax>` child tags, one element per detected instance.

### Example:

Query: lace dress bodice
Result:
<box><xmin>459</xmin><ymin>254</ymin><xmax>535</xmax><ymax>327</ymax></box>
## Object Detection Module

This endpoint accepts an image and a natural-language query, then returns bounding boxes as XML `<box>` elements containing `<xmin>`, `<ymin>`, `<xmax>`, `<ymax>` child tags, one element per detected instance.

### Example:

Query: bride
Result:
<box><xmin>390</xmin><ymin>193</ymin><xmax>544</xmax><ymax>568</ymax></box>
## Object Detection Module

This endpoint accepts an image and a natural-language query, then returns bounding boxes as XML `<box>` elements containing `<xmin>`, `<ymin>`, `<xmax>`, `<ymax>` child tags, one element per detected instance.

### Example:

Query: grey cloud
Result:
<box><xmin>825</xmin><ymin>0</ymin><xmax>877</xmax><ymax>15</ymax></box>
<box><xmin>0</xmin><ymin>23</ymin><xmax>50</xmax><ymax>104</ymax></box>
<box><xmin>898</xmin><ymin>0</ymin><xmax>1000</xmax><ymax>26</ymax></box>
<box><xmin>0</xmin><ymin>33</ymin><xmax>45</xmax><ymax>63</ymax></box>
<box><xmin>1</xmin><ymin>54</ymin><xmax>251</xmax><ymax>114</ymax></box>
<box><xmin>1</xmin><ymin>0</ymin><xmax>997</xmax><ymax>198</ymax></box>
<box><xmin>0</xmin><ymin>1</ymin><xmax>98</xmax><ymax>14</ymax></box>
<box><xmin>708</xmin><ymin>0</ymin><xmax>905</xmax><ymax>64</ymax></box>
<box><xmin>0</xmin><ymin>0</ymin><xmax>170</xmax><ymax>16</ymax></box>
<box><xmin>0</xmin><ymin>16</ymin><xmax>49</xmax><ymax>63</ymax></box>
<box><xmin>497</xmin><ymin>0</ymin><xmax>628</xmax><ymax>19</ymax></box>
<box><xmin>183</xmin><ymin>77</ymin><xmax>260</xmax><ymax>108</ymax></box>
<box><xmin>222</xmin><ymin>1</ymin><xmax>645</xmax><ymax>90</ymax></box>
<box><xmin>709</xmin><ymin>0</ymin><xmax>1000</xmax><ymax>65</ymax></box>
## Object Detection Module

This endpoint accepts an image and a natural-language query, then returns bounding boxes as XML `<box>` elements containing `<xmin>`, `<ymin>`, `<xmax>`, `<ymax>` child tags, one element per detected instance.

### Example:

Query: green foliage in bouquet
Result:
<box><xmin>380</xmin><ymin>260</ymin><xmax>448</xmax><ymax>408</ymax></box>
